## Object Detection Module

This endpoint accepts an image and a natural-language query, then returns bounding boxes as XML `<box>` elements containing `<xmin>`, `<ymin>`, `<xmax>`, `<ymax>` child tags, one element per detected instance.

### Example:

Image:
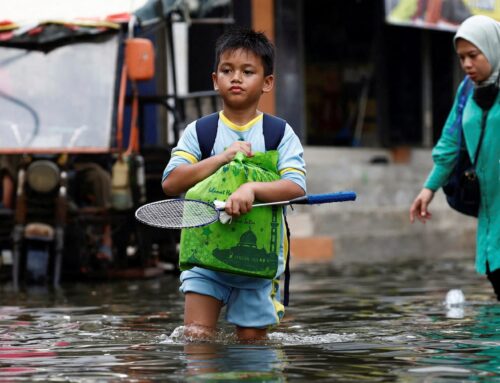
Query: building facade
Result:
<box><xmin>179</xmin><ymin>0</ymin><xmax>499</xmax><ymax>148</ymax></box>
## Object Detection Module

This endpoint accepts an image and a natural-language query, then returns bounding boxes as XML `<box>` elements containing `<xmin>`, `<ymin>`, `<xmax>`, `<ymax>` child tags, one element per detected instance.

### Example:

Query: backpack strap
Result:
<box><xmin>283</xmin><ymin>217</ymin><xmax>291</xmax><ymax>306</ymax></box>
<box><xmin>262</xmin><ymin>113</ymin><xmax>286</xmax><ymax>151</ymax></box>
<box><xmin>447</xmin><ymin>76</ymin><xmax>473</xmax><ymax>138</ymax></box>
<box><xmin>261</xmin><ymin>114</ymin><xmax>290</xmax><ymax>305</ymax></box>
<box><xmin>447</xmin><ymin>76</ymin><xmax>474</xmax><ymax>170</ymax></box>
<box><xmin>196</xmin><ymin>112</ymin><xmax>220</xmax><ymax>160</ymax></box>
<box><xmin>196</xmin><ymin>112</ymin><xmax>287</xmax><ymax>160</ymax></box>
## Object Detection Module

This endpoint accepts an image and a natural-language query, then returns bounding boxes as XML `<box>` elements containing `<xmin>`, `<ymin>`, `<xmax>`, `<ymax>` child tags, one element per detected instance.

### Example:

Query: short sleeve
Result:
<box><xmin>277</xmin><ymin>124</ymin><xmax>306</xmax><ymax>192</ymax></box>
<box><xmin>162</xmin><ymin>121</ymin><xmax>202</xmax><ymax>181</ymax></box>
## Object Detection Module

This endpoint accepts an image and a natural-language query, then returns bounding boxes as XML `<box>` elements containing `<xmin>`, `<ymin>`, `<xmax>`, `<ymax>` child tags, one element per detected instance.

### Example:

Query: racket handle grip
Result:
<box><xmin>292</xmin><ymin>191</ymin><xmax>357</xmax><ymax>205</ymax></box>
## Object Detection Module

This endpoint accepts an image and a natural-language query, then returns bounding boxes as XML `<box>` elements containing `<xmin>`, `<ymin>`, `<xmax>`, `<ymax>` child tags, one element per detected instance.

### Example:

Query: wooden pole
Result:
<box><xmin>252</xmin><ymin>0</ymin><xmax>276</xmax><ymax>115</ymax></box>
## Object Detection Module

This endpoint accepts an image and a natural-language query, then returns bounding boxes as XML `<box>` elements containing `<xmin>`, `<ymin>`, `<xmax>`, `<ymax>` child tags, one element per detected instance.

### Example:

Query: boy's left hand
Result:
<box><xmin>225</xmin><ymin>183</ymin><xmax>255</xmax><ymax>217</ymax></box>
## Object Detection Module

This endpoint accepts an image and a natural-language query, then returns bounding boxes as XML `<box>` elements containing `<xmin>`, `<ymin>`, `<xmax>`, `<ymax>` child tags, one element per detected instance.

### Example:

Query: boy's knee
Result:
<box><xmin>235</xmin><ymin>326</ymin><xmax>267</xmax><ymax>342</ymax></box>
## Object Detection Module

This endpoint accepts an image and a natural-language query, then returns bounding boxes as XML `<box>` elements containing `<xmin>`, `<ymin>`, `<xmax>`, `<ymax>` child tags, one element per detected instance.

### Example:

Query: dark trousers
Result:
<box><xmin>486</xmin><ymin>263</ymin><xmax>500</xmax><ymax>301</ymax></box>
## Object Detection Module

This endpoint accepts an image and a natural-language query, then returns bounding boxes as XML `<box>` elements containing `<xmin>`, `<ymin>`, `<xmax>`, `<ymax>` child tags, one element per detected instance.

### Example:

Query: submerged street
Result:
<box><xmin>0</xmin><ymin>257</ymin><xmax>498</xmax><ymax>382</ymax></box>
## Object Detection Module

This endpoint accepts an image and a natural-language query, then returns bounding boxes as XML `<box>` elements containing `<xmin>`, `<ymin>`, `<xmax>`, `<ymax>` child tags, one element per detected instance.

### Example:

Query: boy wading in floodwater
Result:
<box><xmin>162</xmin><ymin>28</ymin><xmax>306</xmax><ymax>341</ymax></box>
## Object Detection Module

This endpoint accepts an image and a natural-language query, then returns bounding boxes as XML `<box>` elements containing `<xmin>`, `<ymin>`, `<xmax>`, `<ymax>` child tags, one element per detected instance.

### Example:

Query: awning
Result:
<box><xmin>0</xmin><ymin>0</ymin><xmax>197</xmax><ymax>51</ymax></box>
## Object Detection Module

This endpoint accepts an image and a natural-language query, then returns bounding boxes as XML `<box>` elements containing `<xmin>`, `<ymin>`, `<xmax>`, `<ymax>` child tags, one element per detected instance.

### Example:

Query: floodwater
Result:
<box><xmin>0</xmin><ymin>258</ymin><xmax>499</xmax><ymax>382</ymax></box>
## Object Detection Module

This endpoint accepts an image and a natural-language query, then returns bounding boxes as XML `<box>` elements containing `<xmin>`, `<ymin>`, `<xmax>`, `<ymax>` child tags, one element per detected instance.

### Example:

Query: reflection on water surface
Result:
<box><xmin>0</xmin><ymin>258</ymin><xmax>499</xmax><ymax>382</ymax></box>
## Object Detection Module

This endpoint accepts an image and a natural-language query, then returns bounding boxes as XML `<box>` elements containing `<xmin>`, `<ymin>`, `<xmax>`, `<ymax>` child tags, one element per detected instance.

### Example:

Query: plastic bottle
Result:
<box><xmin>111</xmin><ymin>156</ymin><xmax>133</xmax><ymax>210</ymax></box>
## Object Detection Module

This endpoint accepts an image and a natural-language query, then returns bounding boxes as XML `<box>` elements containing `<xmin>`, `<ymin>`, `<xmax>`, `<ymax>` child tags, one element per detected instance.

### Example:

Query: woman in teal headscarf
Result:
<box><xmin>410</xmin><ymin>15</ymin><xmax>500</xmax><ymax>300</ymax></box>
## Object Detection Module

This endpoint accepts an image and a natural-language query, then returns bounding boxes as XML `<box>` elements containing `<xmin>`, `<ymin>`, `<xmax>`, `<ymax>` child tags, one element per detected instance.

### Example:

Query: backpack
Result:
<box><xmin>195</xmin><ymin>112</ymin><xmax>293</xmax><ymax>306</ymax></box>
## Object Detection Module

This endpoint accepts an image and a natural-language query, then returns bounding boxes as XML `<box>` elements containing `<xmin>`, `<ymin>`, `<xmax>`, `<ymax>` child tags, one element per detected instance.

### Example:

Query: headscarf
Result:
<box><xmin>454</xmin><ymin>15</ymin><xmax>500</xmax><ymax>87</ymax></box>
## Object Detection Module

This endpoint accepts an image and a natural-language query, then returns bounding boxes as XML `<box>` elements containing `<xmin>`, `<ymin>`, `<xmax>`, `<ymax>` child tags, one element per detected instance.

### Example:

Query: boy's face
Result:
<box><xmin>212</xmin><ymin>48</ymin><xmax>273</xmax><ymax>111</ymax></box>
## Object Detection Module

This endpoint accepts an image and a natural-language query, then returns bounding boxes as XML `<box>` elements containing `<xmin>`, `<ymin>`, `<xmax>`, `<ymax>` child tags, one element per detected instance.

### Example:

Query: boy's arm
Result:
<box><xmin>225</xmin><ymin>179</ymin><xmax>304</xmax><ymax>217</ymax></box>
<box><xmin>162</xmin><ymin>140</ymin><xmax>252</xmax><ymax>196</ymax></box>
<box><xmin>226</xmin><ymin>123</ymin><xmax>306</xmax><ymax>217</ymax></box>
<box><xmin>162</xmin><ymin>155</ymin><xmax>224</xmax><ymax>196</ymax></box>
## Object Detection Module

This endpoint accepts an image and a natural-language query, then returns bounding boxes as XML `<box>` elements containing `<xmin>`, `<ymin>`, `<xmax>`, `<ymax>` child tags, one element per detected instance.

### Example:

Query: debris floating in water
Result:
<box><xmin>445</xmin><ymin>289</ymin><xmax>465</xmax><ymax>307</ymax></box>
<box><xmin>444</xmin><ymin>289</ymin><xmax>465</xmax><ymax>319</ymax></box>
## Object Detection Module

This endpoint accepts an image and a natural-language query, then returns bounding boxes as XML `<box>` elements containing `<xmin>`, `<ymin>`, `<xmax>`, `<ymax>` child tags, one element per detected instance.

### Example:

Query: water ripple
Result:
<box><xmin>0</xmin><ymin>259</ymin><xmax>498</xmax><ymax>381</ymax></box>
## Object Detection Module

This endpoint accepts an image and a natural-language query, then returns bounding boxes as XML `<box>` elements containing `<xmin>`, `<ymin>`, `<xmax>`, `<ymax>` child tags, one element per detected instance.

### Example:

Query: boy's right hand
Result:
<box><xmin>219</xmin><ymin>141</ymin><xmax>253</xmax><ymax>164</ymax></box>
<box><xmin>409</xmin><ymin>188</ymin><xmax>435</xmax><ymax>224</ymax></box>
<box><xmin>225</xmin><ymin>183</ymin><xmax>255</xmax><ymax>218</ymax></box>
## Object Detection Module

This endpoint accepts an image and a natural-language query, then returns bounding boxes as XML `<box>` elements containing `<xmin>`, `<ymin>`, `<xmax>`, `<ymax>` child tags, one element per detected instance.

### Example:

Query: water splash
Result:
<box><xmin>268</xmin><ymin>331</ymin><xmax>356</xmax><ymax>345</ymax></box>
<box><xmin>158</xmin><ymin>326</ymin><xmax>356</xmax><ymax>346</ymax></box>
<box><xmin>158</xmin><ymin>326</ymin><xmax>185</xmax><ymax>344</ymax></box>
<box><xmin>158</xmin><ymin>326</ymin><xmax>235</xmax><ymax>344</ymax></box>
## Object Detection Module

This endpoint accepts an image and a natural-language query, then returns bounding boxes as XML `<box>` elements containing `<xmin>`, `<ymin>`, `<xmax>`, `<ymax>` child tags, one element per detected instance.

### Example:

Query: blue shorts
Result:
<box><xmin>180</xmin><ymin>269</ymin><xmax>285</xmax><ymax>329</ymax></box>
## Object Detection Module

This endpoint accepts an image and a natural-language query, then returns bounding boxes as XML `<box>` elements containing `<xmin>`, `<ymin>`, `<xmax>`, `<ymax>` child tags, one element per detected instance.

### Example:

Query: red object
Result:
<box><xmin>63</xmin><ymin>23</ymin><xmax>80</xmax><ymax>31</ymax></box>
<box><xmin>0</xmin><ymin>31</ymin><xmax>13</xmax><ymax>41</ymax></box>
<box><xmin>0</xmin><ymin>20</ymin><xmax>14</xmax><ymax>26</ymax></box>
<box><xmin>0</xmin><ymin>347</ymin><xmax>56</xmax><ymax>358</ymax></box>
<box><xmin>106</xmin><ymin>12</ymin><xmax>131</xmax><ymax>23</ymax></box>
<box><xmin>125</xmin><ymin>38</ymin><xmax>155</xmax><ymax>81</ymax></box>
<box><xmin>27</xmin><ymin>26</ymin><xmax>43</xmax><ymax>36</ymax></box>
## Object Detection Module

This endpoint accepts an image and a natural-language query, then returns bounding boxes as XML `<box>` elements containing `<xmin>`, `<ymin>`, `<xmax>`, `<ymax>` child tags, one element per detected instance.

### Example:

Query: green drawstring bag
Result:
<box><xmin>179</xmin><ymin>151</ymin><xmax>283</xmax><ymax>279</ymax></box>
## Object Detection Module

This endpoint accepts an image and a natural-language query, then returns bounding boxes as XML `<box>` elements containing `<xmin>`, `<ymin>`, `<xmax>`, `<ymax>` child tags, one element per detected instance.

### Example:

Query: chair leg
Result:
<box><xmin>12</xmin><ymin>225</ymin><xmax>24</xmax><ymax>291</ymax></box>
<box><xmin>53</xmin><ymin>226</ymin><xmax>64</xmax><ymax>288</ymax></box>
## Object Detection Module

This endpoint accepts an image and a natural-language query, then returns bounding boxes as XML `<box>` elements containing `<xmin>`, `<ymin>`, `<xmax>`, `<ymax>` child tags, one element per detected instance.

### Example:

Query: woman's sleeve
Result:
<box><xmin>423</xmin><ymin>82</ymin><xmax>468</xmax><ymax>191</ymax></box>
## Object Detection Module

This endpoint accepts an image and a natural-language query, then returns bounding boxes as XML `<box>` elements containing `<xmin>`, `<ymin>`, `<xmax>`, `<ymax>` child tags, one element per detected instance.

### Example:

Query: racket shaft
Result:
<box><xmin>299</xmin><ymin>191</ymin><xmax>356</xmax><ymax>204</ymax></box>
<box><xmin>223</xmin><ymin>191</ymin><xmax>357</xmax><ymax>209</ymax></box>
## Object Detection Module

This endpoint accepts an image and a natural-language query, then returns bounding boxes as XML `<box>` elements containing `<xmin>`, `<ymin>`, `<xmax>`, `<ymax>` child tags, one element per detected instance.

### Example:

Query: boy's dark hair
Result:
<box><xmin>214</xmin><ymin>27</ymin><xmax>275</xmax><ymax>76</ymax></box>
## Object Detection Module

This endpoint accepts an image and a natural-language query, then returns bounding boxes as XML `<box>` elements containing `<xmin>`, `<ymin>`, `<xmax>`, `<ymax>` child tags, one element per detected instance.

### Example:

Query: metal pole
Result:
<box><xmin>421</xmin><ymin>31</ymin><xmax>433</xmax><ymax>147</ymax></box>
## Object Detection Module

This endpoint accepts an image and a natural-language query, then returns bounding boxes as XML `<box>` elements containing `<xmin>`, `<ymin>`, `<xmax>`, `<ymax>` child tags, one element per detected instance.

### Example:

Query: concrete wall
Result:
<box><xmin>288</xmin><ymin>147</ymin><xmax>477</xmax><ymax>267</ymax></box>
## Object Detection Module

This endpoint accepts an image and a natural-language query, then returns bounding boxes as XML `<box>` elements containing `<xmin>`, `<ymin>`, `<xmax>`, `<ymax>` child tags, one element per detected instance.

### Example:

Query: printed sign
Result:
<box><xmin>385</xmin><ymin>0</ymin><xmax>500</xmax><ymax>31</ymax></box>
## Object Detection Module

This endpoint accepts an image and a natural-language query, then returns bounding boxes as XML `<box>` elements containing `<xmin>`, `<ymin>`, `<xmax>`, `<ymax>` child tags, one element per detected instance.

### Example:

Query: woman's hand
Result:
<box><xmin>409</xmin><ymin>188</ymin><xmax>435</xmax><ymax>223</ymax></box>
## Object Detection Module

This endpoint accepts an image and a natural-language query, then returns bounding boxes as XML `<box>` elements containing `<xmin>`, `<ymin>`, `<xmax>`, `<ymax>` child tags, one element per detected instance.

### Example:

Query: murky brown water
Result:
<box><xmin>0</xmin><ymin>258</ymin><xmax>499</xmax><ymax>382</ymax></box>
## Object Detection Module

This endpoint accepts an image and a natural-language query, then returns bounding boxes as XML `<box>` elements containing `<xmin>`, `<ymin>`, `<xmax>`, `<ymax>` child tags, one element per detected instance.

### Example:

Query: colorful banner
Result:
<box><xmin>385</xmin><ymin>0</ymin><xmax>500</xmax><ymax>31</ymax></box>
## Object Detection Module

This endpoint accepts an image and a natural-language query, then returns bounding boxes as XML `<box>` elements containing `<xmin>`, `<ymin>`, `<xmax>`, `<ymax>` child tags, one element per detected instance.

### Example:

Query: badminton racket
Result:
<box><xmin>135</xmin><ymin>191</ymin><xmax>356</xmax><ymax>229</ymax></box>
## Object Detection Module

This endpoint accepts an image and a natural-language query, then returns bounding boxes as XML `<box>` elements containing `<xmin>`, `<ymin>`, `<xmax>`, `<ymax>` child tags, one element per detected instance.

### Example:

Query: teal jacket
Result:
<box><xmin>425</xmin><ymin>80</ymin><xmax>500</xmax><ymax>275</ymax></box>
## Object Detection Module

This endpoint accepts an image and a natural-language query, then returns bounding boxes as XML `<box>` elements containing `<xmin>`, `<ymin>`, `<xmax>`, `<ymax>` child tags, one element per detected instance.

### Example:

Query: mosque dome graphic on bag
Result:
<box><xmin>212</xmin><ymin>228</ymin><xmax>278</xmax><ymax>273</ymax></box>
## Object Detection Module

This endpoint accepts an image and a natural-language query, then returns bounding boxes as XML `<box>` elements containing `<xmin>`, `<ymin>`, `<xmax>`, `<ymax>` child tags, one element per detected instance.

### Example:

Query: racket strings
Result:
<box><xmin>136</xmin><ymin>199</ymin><xmax>218</xmax><ymax>229</ymax></box>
